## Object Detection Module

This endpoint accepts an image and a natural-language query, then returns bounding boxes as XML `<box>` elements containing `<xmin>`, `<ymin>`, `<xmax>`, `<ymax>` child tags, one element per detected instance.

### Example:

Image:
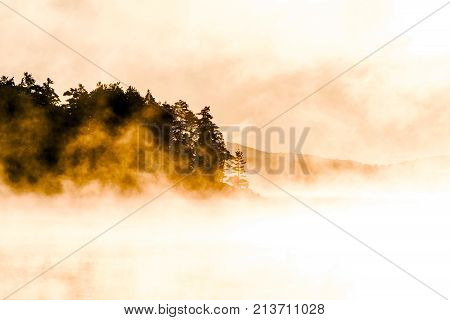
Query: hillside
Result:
<box><xmin>227</xmin><ymin>142</ymin><xmax>450</xmax><ymax>189</ymax></box>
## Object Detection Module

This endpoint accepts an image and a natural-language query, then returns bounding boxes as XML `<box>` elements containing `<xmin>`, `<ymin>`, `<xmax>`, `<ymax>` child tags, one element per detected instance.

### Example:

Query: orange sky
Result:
<box><xmin>0</xmin><ymin>0</ymin><xmax>449</xmax><ymax>163</ymax></box>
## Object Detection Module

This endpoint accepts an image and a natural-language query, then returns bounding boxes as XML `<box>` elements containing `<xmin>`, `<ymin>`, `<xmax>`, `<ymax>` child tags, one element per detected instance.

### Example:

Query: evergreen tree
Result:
<box><xmin>195</xmin><ymin>106</ymin><xmax>230</xmax><ymax>180</ymax></box>
<box><xmin>169</xmin><ymin>100</ymin><xmax>197</xmax><ymax>173</ymax></box>
<box><xmin>0</xmin><ymin>72</ymin><xmax>233</xmax><ymax>192</ymax></box>
<box><xmin>227</xmin><ymin>150</ymin><xmax>248</xmax><ymax>189</ymax></box>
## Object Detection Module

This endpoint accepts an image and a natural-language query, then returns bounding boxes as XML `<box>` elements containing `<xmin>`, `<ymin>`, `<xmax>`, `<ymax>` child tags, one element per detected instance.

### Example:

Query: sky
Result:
<box><xmin>0</xmin><ymin>0</ymin><xmax>449</xmax><ymax>164</ymax></box>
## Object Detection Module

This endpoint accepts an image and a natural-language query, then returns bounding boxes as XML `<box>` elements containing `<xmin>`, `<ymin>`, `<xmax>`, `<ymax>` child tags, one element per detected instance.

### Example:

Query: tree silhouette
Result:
<box><xmin>227</xmin><ymin>150</ymin><xmax>248</xmax><ymax>189</ymax></box>
<box><xmin>0</xmin><ymin>72</ymin><xmax>233</xmax><ymax>193</ymax></box>
<box><xmin>195</xmin><ymin>106</ymin><xmax>230</xmax><ymax>181</ymax></box>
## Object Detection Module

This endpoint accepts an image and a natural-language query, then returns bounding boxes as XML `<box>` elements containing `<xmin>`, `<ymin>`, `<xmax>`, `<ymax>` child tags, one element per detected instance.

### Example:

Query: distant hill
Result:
<box><xmin>227</xmin><ymin>142</ymin><xmax>379</xmax><ymax>183</ymax></box>
<box><xmin>226</xmin><ymin>142</ymin><xmax>450</xmax><ymax>188</ymax></box>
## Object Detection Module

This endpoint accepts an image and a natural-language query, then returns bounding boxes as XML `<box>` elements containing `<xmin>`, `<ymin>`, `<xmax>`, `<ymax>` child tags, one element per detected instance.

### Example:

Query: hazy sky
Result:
<box><xmin>0</xmin><ymin>0</ymin><xmax>449</xmax><ymax>163</ymax></box>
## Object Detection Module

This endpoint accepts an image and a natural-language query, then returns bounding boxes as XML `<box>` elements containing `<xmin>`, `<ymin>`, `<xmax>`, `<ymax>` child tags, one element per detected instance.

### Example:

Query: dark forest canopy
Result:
<box><xmin>0</xmin><ymin>73</ymin><xmax>232</xmax><ymax>194</ymax></box>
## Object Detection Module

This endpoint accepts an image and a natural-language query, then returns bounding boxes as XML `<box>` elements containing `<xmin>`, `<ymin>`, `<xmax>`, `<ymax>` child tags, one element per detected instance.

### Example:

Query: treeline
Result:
<box><xmin>0</xmin><ymin>73</ymin><xmax>232</xmax><ymax>194</ymax></box>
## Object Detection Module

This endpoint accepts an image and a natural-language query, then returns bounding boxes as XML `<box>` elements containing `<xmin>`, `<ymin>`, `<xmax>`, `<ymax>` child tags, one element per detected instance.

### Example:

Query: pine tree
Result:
<box><xmin>170</xmin><ymin>100</ymin><xmax>197</xmax><ymax>173</ymax></box>
<box><xmin>227</xmin><ymin>150</ymin><xmax>248</xmax><ymax>189</ymax></box>
<box><xmin>195</xmin><ymin>106</ymin><xmax>230</xmax><ymax>179</ymax></box>
<box><xmin>0</xmin><ymin>72</ymin><xmax>234</xmax><ymax>191</ymax></box>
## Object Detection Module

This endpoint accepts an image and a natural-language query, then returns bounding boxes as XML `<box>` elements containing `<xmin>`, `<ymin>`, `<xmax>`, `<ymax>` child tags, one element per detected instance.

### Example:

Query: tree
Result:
<box><xmin>161</xmin><ymin>100</ymin><xmax>196</xmax><ymax>174</ymax></box>
<box><xmin>195</xmin><ymin>106</ymin><xmax>230</xmax><ymax>180</ymax></box>
<box><xmin>227</xmin><ymin>150</ymin><xmax>248</xmax><ymax>189</ymax></box>
<box><xmin>0</xmin><ymin>72</ymin><xmax>233</xmax><ymax>192</ymax></box>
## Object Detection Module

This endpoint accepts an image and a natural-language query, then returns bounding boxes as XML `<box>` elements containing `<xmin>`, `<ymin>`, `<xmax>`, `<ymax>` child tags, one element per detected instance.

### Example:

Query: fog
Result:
<box><xmin>0</xmin><ymin>0</ymin><xmax>449</xmax><ymax>300</ymax></box>
<box><xmin>1</xmin><ymin>0</ymin><xmax>449</xmax><ymax>163</ymax></box>
<box><xmin>1</xmin><ymin>170</ymin><xmax>448</xmax><ymax>299</ymax></box>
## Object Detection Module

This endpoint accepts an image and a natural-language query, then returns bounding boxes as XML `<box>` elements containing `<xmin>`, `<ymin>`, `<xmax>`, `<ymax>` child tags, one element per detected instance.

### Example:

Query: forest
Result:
<box><xmin>0</xmin><ymin>73</ymin><xmax>245</xmax><ymax>194</ymax></box>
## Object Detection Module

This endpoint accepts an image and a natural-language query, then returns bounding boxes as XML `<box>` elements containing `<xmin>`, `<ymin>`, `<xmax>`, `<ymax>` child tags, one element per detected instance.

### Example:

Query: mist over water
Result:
<box><xmin>1</xmin><ymin>167</ymin><xmax>449</xmax><ymax>299</ymax></box>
